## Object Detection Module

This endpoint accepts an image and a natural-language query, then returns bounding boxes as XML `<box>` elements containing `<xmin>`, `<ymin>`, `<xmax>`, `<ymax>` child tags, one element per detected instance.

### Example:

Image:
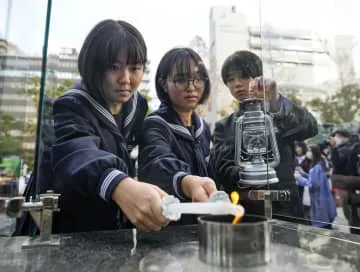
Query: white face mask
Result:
<box><xmin>305</xmin><ymin>151</ymin><xmax>313</xmax><ymax>160</ymax></box>
<box><xmin>335</xmin><ymin>136</ymin><xmax>346</xmax><ymax>146</ymax></box>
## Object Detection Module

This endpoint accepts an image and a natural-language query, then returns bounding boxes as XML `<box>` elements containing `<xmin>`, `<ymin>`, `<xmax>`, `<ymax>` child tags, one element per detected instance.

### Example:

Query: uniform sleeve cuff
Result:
<box><xmin>99</xmin><ymin>169</ymin><xmax>128</xmax><ymax>201</ymax></box>
<box><xmin>173</xmin><ymin>171</ymin><xmax>191</xmax><ymax>201</ymax></box>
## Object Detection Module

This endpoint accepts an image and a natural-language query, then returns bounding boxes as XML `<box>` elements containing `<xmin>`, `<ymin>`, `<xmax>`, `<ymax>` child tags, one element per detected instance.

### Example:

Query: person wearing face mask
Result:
<box><xmin>210</xmin><ymin>50</ymin><xmax>318</xmax><ymax>222</ymax></box>
<box><xmin>295</xmin><ymin>145</ymin><xmax>337</xmax><ymax>229</ymax></box>
<box><xmin>295</xmin><ymin>141</ymin><xmax>312</xmax><ymax>175</ymax></box>
<box><xmin>319</xmin><ymin>141</ymin><xmax>332</xmax><ymax>177</ymax></box>
<box><xmin>294</xmin><ymin>141</ymin><xmax>312</xmax><ymax>221</ymax></box>
<box><xmin>295</xmin><ymin>142</ymin><xmax>311</xmax><ymax>200</ymax></box>
<box><xmin>138</xmin><ymin>48</ymin><xmax>217</xmax><ymax>225</ymax></box>
<box><xmin>295</xmin><ymin>141</ymin><xmax>309</xmax><ymax>167</ymax></box>
<box><xmin>26</xmin><ymin>20</ymin><xmax>172</xmax><ymax>234</ymax></box>
<box><xmin>305</xmin><ymin>151</ymin><xmax>313</xmax><ymax>160</ymax></box>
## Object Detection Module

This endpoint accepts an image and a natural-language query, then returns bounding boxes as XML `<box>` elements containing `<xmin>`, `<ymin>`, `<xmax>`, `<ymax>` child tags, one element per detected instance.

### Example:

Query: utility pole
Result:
<box><xmin>4</xmin><ymin>0</ymin><xmax>13</xmax><ymax>41</ymax></box>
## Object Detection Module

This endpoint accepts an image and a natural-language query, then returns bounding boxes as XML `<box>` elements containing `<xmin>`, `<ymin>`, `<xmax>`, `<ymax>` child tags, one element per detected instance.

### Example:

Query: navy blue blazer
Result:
<box><xmin>51</xmin><ymin>88</ymin><xmax>148</xmax><ymax>233</ymax></box>
<box><xmin>138</xmin><ymin>104</ymin><xmax>211</xmax><ymax>203</ymax></box>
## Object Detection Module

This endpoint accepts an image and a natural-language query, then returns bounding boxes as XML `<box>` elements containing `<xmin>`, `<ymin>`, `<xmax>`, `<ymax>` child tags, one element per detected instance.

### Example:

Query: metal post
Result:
<box><xmin>4</xmin><ymin>0</ymin><xmax>13</xmax><ymax>40</ymax></box>
<box><xmin>33</xmin><ymin>0</ymin><xmax>52</xmax><ymax>197</ymax></box>
<box><xmin>264</xmin><ymin>190</ymin><xmax>272</xmax><ymax>219</ymax></box>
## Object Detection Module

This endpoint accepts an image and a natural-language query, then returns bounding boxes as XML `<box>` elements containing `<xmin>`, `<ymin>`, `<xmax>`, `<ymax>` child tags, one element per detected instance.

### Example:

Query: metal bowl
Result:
<box><xmin>198</xmin><ymin>214</ymin><xmax>270</xmax><ymax>268</ymax></box>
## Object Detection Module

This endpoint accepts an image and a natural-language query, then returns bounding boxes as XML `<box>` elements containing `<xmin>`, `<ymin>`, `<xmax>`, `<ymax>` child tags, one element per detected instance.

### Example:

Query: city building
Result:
<box><xmin>0</xmin><ymin>45</ymin><xmax>80</xmax><ymax>151</ymax></box>
<box><xmin>207</xmin><ymin>6</ymin><xmax>333</xmax><ymax>128</ymax></box>
<box><xmin>333</xmin><ymin>34</ymin><xmax>356</xmax><ymax>86</ymax></box>
<box><xmin>207</xmin><ymin>6</ymin><xmax>249</xmax><ymax>128</ymax></box>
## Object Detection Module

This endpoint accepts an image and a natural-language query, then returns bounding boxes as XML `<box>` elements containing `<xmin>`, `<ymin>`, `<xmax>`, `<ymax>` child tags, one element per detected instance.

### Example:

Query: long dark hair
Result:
<box><xmin>310</xmin><ymin>145</ymin><xmax>322</xmax><ymax>167</ymax></box>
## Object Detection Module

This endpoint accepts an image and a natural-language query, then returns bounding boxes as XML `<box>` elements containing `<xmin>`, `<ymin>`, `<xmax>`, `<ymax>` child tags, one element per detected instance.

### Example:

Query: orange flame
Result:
<box><xmin>230</xmin><ymin>191</ymin><xmax>242</xmax><ymax>224</ymax></box>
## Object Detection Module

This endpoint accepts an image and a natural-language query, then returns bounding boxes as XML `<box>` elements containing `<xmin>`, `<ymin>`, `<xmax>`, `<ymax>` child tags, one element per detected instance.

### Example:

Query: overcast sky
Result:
<box><xmin>1</xmin><ymin>0</ymin><xmax>359</xmax><ymax>96</ymax></box>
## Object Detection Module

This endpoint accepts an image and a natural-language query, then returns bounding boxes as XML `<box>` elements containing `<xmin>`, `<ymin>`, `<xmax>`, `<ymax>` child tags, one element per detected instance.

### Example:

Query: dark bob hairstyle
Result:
<box><xmin>221</xmin><ymin>50</ymin><xmax>263</xmax><ymax>84</ymax></box>
<box><xmin>78</xmin><ymin>19</ymin><xmax>147</xmax><ymax>105</ymax></box>
<box><xmin>155</xmin><ymin>47</ymin><xmax>210</xmax><ymax>105</ymax></box>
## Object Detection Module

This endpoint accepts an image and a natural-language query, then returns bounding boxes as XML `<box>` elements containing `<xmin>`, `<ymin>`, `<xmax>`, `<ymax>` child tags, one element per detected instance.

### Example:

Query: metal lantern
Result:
<box><xmin>235</xmin><ymin>98</ymin><xmax>280</xmax><ymax>185</ymax></box>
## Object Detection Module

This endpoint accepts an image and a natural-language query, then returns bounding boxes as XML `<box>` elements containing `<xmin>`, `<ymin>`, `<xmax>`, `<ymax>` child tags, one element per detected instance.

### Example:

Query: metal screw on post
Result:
<box><xmin>4</xmin><ymin>190</ymin><xmax>61</xmax><ymax>248</ymax></box>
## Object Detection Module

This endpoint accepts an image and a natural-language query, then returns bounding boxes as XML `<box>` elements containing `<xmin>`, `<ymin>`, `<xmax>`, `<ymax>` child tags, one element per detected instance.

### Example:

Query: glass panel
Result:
<box><xmin>209</xmin><ymin>3</ymin><xmax>265</xmax><ymax>222</ymax></box>
<box><xmin>7</xmin><ymin>0</ymin><xmax>357</xmax><ymax>249</ymax></box>
<box><xmin>33</xmin><ymin>1</ymin><xmax>265</xmax><ymax>234</ymax></box>
<box><xmin>34</xmin><ymin>1</ymin><xmax>78</xmax><ymax>198</ymax></box>
<box><xmin>259</xmin><ymin>0</ymin><xmax>360</xmax><ymax>234</ymax></box>
<box><xmin>0</xmin><ymin>0</ymin><xmax>49</xmax><ymax>235</ymax></box>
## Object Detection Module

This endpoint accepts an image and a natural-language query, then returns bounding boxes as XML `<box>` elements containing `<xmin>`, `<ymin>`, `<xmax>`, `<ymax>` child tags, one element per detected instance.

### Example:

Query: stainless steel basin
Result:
<box><xmin>198</xmin><ymin>214</ymin><xmax>270</xmax><ymax>268</ymax></box>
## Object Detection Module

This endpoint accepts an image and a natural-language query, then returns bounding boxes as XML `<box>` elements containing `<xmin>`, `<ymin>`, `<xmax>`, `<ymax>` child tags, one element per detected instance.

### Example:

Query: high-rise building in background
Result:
<box><xmin>207</xmin><ymin>6</ymin><xmax>249</xmax><ymax>128</ymax></box>
<box><xmin>0</xmin><ymin>45</ymin><xmax>80</xmax><ymax>151</ymax></box>
<box><xmin>189</xmin><ymin>36</ymin><xmax>209</xmax><ymax>69</ymax></box>
<box><xmin>207</xmin><ymin>6</ymin><xmax>333</xmax><ymax>129</ymax></box>
<box><xmin>334</xmin><ymin>34</ymin><xmax>356</xmax><ymax>86</ymax></box>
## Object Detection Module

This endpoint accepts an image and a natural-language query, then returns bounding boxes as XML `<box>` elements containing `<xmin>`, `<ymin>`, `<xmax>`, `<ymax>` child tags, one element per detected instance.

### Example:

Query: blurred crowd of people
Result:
<box><xmin>294</xmin><ymin>129</ymin><xmax>360</xmax><ymax>234</ymax></box>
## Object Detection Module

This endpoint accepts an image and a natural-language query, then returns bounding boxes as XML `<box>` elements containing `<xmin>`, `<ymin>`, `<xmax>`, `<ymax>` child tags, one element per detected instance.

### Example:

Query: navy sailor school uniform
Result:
<box><xmin>138</xmin><ymin>104</ymin><xmax>212</xmax><ymax>224</ymax></box>
<box><xmin>51</xmin><ymin>87</ymin><xmax>147</xmax><ymax>233</ymax></box>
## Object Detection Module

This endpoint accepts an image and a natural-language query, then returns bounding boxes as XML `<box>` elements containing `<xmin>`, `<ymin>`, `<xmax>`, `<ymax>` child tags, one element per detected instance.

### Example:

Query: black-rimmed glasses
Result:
<box><xmin>170</xmin><ymin>77</ymin><xmax>207</xmax><ymax>91</ymax></box>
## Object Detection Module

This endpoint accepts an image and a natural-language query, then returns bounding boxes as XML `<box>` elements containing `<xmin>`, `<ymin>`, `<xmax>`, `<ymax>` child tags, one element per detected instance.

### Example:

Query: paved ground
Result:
<box><xmin>333</xmin><ymin>207</ymin><xmax>351</xmax><ymax>233</ymax></box>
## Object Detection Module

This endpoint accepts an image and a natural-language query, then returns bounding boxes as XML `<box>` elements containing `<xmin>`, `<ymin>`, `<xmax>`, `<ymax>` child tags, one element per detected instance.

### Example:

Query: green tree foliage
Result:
<box><xmin>307</xmin><ymin>84</ymin><xmax>360</xmax><ymax>124</ymax></box>
<box><xmin>0</xmin><ymin>111</ymin><xmax>23</xmax><ymax>157</ymax></box>
<box><xmin>25</xmin><ymin>76</ymin><xmax>74</xmax><ymax>106</ymax></box>
<box><xmin>286</xmin><ymin>92</ymin><xmax>303</xmax><ymax>107</ymax></box>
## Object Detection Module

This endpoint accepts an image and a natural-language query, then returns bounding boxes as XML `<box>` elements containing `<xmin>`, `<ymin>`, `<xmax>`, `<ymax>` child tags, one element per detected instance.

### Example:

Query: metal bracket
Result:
<box><xmin>4</xmin><ymin>190</ymin><xmax>61</xmax><ymax>248</ymax></box>
<box><xmin>247</xmin><ymin>190</ymin><xmax>290</xmax><ymax>219</ymax></box>
<box><xmin>247</xmin><ymin>190</ymin><xmax>291</xmax><ymax>202</ymax></box>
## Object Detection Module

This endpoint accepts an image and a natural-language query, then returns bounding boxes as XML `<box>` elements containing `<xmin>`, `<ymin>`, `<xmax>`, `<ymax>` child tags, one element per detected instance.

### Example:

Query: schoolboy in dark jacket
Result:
<box><xmin>211</xmin><ymin>50</ymin><xmax>318</xmax><ymax>221</ymax></box>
